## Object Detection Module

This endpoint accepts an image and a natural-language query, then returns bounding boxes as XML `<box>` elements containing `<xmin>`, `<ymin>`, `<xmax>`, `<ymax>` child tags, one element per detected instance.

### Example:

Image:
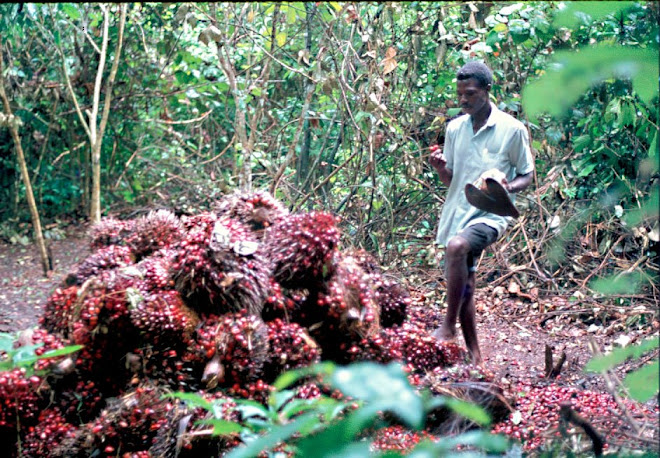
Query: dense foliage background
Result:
<box><xmin>1</xmin><ymin>1</ymin><xmax>658</xmax><ymax>297</ymax></box>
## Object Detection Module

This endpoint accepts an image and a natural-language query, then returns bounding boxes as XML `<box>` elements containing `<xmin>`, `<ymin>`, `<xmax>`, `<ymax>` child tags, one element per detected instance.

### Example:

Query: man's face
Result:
<box><xmin>456</xmin><ymin>78</ymin><xmax>490</xmax><ymax>116</ymax></box>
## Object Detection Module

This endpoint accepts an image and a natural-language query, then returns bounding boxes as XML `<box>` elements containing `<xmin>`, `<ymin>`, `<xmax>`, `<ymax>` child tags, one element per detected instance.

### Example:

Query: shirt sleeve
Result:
<box><xmin>509</xmin><ymin>126</ymin><xmax>534</xmax><ymax>175</ymax></box>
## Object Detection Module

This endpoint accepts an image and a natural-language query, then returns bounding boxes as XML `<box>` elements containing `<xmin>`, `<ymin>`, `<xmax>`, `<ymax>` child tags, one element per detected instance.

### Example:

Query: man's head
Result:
<box><xmin>456</xmin><ymin>61</ymin><xmax>492</xmax><ymax>117</ymax></box>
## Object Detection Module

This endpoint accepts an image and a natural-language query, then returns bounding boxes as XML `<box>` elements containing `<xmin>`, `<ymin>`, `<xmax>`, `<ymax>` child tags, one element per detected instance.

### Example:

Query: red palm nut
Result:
<box><xmin>264</xmin><ymin>211</ymin><xmax>340</xmax><ymax>288</ymax></box>
<box><xmin>214</xmin><ymin>190</ymin><xmax>289</xmax><ymax>234</ymax></box>
<box><xmin>371</xmin><ymin>425</ymin><xmax>437</xmax><ymax>453</ymax></box>
<box><xmin>263</xmin><ymin>319</ymin><xmax>320</xmax><ymax>381</ymax></box>
<box><xmin>73</xmin><ymin>245</ymin><xmax>135</xmax><ymax>285</ymax></box>
<box><xmin>491</xmin><ymin>382</ymin><xmax>659</xmax><ymax>452</ymax></box>
<box><xmin>128</xmin><ymin>209</ymin><xmax>184</xmax><ymax>260</ymax></box>
<box><xmin>172</xmin><ymin>215</ymin><xmax>271</xmax><ymax>315</ymax></box>
<box><xmin>89</xmin><ymin>216</ymin><xmax>136</xmax><ymax>250</ymax></box>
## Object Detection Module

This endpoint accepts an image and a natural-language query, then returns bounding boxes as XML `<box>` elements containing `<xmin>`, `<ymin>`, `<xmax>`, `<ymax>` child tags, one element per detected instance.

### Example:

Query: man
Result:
<box><xmin>429</xmin><ymin>61</ymin><xmax>534</xmax><ymax>365</ymax></box>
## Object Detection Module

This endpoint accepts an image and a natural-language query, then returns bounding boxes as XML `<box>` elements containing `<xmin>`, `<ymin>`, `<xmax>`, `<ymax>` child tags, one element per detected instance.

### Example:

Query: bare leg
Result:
<box><xmin>433</xmin><ymin>236</ymin><xmax>471</xmax><ymax>341</ymax></box>
<box><xmin>459</xmin><ymin>271</ymin><xmax>482</xmax><ymax>365</ymax></box>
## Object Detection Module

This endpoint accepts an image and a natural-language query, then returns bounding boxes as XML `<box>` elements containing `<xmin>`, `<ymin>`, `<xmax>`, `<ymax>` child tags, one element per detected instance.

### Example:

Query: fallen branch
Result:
<box><xmin>559</xmin><ymin>401</ymin><xmax>605</xmax><ymax>457</ymax></box>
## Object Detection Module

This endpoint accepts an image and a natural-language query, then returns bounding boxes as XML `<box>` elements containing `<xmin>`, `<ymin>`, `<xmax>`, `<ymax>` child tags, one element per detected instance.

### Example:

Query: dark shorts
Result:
<box><xmin>454</xmin><ymin>223</ymin><xmax>499</xmax><ymax>272</ymax></box>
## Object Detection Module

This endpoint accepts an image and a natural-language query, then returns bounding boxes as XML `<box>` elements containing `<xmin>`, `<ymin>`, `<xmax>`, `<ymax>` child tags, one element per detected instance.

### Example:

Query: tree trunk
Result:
<box><xmin>0</xmin><ymin>44</ymin><xmax>52</xmax><ymax>276</ymax></box>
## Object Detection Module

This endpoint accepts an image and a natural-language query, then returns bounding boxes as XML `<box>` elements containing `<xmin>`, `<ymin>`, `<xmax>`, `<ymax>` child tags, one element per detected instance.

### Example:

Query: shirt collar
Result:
<box><xmin>484</xmin><ymin>102</ymin><xmax>499</xmax><ymax>128</ymax></box>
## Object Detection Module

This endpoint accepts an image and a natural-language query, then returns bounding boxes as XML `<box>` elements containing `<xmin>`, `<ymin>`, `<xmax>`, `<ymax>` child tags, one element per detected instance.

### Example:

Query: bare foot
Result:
<box><xmin>432</xmin><ymin>326</ymin><xmax>457</xmax><ymax>342</ymax></box>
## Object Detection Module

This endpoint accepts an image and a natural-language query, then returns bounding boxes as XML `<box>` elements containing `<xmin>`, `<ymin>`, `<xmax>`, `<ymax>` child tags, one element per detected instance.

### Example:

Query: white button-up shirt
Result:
<box><xmin>435</xmin><ymin>103</ymin><xmax>534</xmax><ymax>246</ymax></box>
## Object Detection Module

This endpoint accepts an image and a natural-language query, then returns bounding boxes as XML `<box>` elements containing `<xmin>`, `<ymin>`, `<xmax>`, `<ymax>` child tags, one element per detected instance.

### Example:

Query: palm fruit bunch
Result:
<box><xmin>382</xmin><ymin>323</ymin><xmax>465</xmax><ymax>373</ymax></box>
<box><xmin>371</xmin><ymin>275</ymin><xmax>410</xmax><ymax>328</ymax></box>
<box><xmin>214</xmin><ymin>189</ymin><xmax>289</xmax><ymax>234</ymax></box>
<box><xmin>264</xmin><ymin>211</ymin><xmax>340</xmax><ymax>288</ymax></box>
<box><xmin>88</xmin><ymin>216</ymin><xmax>136</xmax><ymax>250</ymax></box>
<box><xmin>263</xmin><ymin>319</ymin><xmax>321</xmax><ymax>382</ymax></box>
<box><xmin>171</xmin><ymin>214</ymin><xmax>271</xmax><ymax>315</ymax></box>
<box><xmin>0</xmin><ymin>368</ymin><xmax>47</xmax><ymax>431</ymax></box>
<box><xmin>204</xmin><ymin>311</ymin><xmax>270</xmax><ymax>388</ymax></box>
<box><xmin>346</xmin><ymin>248</ymin><xmax>409</xmax><ymax>328</ymax></box>
<box><xmin>71</xmin><ymin>245</ymin><xmax>135</xmax><ymax>285</ymax></box>
<box><xmin>14</xmin><ymin>327</ymin><xmax>70</xmax><ymax>373</ymax></box>
<box><xmin>53</xmin><ymin>383</ymin><xmax>173</xmax><ymax>457</ymax></box>
<box><xmin>127</xmin><ymin>209</ymin><xmax>184</xmax><ymax>260</ymax></box>
<box><xmin>20</xmin><ymin>408</ymin><xmax>78</xmax><ymax>458</ymax></box>
<box><xmin>40</xmin><ymin>285</ymin><xmax>79</xmax><ymax>336</ymax></box>
<box><xmin>260</xmin><ymin>278</ymin><xmax>309</xmax><ymax>322</ymax></box>
<box><xmin>303</xmin><ymin>253</ymin><xmax>381</xmax><ymax>362</ymax></box>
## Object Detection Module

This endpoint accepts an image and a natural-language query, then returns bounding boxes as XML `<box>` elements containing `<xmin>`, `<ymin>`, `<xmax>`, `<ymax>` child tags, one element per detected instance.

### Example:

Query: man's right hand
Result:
<box><xmin>428</xmin><ymin>144</ymin><xmax>446</xmax><ymax>170</ymax></box>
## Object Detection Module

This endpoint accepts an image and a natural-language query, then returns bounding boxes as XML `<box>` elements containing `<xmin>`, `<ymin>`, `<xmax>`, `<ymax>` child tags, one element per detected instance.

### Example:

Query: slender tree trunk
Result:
<box><xmin>0</xmin><ymin>44</ymin><xmax>52</xmax><ymax>276</ymax></box>
<box><xmin>90</xmin><ymin>5</ymin><xmax>127</xmax><ymax>224</ymax></box>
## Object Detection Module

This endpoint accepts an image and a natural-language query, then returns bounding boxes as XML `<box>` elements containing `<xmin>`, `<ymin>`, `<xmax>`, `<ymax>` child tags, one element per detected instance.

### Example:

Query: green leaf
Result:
<box><xmin>0</xmin><ymin>332</ymin><xmax>15</xmax><ymax>353</ymax></box>
<box><xmin>589</xmin><ymin>271</ymin><xmax>646</xmax><ymax>296</ymax></box>
<box><xmin>225</xmin><ymin>413</ymin><xmax>319</xmax><ymax>458</ymax></box>
<box><xmin>444</xmin><ymin>398</ymin><xmax>491</xmax><ymax>426</ymax></box>
<box><xmin>329</xmin><ymin>2</ymin><xmax>343</xmax><ymax>12</ymax></box>
<box><xmin>287</xmin><ymin>6</ymin><xmax>297</xmax><ymax>25</ymax></box>
<box><xmin>164</xmin><ymin>392</ymin><xmax>213</xmax><ymax>410</ymax></box>
<box><xmin>585</xmin><ymin>337</ymin><xmax>659</xmax><ymax>372</ymax></box>
<box><xmin>276</xmin><ymin>31</ymin><xmax>287</xmax><ymax>47</ymax></box>
<box><xmin>273</xmin><ymin>361</ymin><xmax>336</xmax><ymax>390</ymax></box>
<box><xmin>553</xmin><ymin>1</ymin><xmax>636</xmax><ymax>29</ymax></box>
<box><xmin>61</xmin><ymin>4</ymin><xmax>81</xmax><ymax>20</ymax></box>
<box><xmin>330</xmin><ymin>362</ymin><xmax>424</xmax><ymax>429</ymax></box>
<box><xmin>522</xmin><ymin>46</ymin><xmax>659</xmax><ymax>120</ymax></box>
<box><xmin>40</xmin><ymin>345</ymin><xmax>84</xmax><ymax>359</ymax></box>
<box><xmin>12</xmin><ymin>343</ymin><xmax>44</xmax><ymax>366</ymax></box>
<box><xmin>623</xmin><ymin>360</ymin><xmax>660</xmax><ymax>402</ymax></box>
<box><xmin>434</xmin><ymin>430</ymin><xmax>510</xmax><ymax>453</ymax></box>
<box><xmin>196</xmin><ymin>418</ymin><xmax>243</xmax><ymax>436</ymax></box>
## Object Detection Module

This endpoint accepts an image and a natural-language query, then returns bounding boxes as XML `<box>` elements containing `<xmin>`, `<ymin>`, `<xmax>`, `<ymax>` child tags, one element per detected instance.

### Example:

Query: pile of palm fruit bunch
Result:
<box><xmin>0</xmin><ymin>190</ymin><xmax>513</xmax><ymax>457</ymax></box>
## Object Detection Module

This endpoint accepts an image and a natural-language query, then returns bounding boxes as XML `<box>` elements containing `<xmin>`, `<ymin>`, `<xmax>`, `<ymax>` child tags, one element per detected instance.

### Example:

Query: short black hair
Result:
<box><xmin>456</xmin><ymin>61</ymin><xmax>493</xmax><ymax>89</ymax></box>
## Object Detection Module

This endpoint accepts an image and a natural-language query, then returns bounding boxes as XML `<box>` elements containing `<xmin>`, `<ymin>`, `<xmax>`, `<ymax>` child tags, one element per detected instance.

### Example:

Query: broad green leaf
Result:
<box><xmin>286</xmin><ymin>6</ymin><xmax>297</xmax><ymax>25</ymax></box>
<box><xmin>523</xmin><ymin>46</ymin><xmax>659</xmax><ymax>120</ymax></box>
<box><xmin>585</xmin><ymin>337</ymin><xmax>659</xmax><ymax>372</ymax></box>
<box><xmin>330</xmin><ymin>362</ymin><xmax>424</xmax><ymax>429</ymax></box>
<box><xmin>12</xmin><ymin>343</ymin><xmax>44</xmax><ymax>366</ymax></box>
<box><xmin>623</xmin><ymin>360</ymin><xmax>660</xmax><ymax>402</ymax></box>
<box><xmin>329</xmin><ymin>2</ymin><xmax>343</xmax><ymax>13</ymax></box>
<box><xmin>553</xmin><ymin>1</ymin><xmax>636</xmax><ymax>29</ymax></box>
<box><xmin>196</xmin><ymin>418</ymin><xmax>243</xmax><ymax>436</ymax></box>
<box><xmin>225</xmin><ymin>413</ymin><xmax>319</xmax><ymax>458</ymax></box>
<box><xmin>40</xmin><ymin>345</ymin><xmax>84</xmax><ymax>359</ymax></box>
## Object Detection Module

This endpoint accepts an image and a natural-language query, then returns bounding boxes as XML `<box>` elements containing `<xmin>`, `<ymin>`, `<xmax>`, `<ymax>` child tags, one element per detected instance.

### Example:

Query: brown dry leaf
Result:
<box><xmin>385</xmin><ymin>46</ymin><xmax>397</xmax><ymax>59</ymax></box>
<box><xmin>382</xmin><ymin>57</ymin><xmax>398</xmax><ymax>75</ymax></box>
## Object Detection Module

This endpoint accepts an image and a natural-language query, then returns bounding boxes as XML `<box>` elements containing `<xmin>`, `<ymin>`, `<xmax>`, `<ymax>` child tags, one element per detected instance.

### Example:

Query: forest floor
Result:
<box><xmin>1</xmin><ymin>224</ymin><xmax>658</xmax><ymax>453</ymax></box>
